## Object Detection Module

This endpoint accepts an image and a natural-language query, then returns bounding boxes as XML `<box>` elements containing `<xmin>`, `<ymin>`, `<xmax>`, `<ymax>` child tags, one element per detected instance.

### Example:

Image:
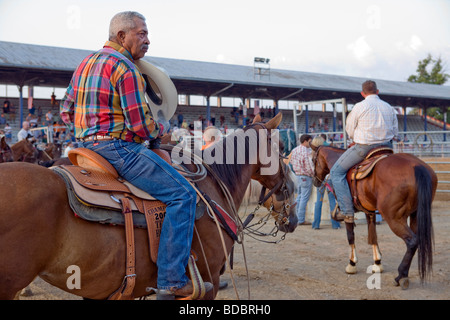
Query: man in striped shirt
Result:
<box><xmin>289</xmin><ymin>134</ymin><xmax>314</xmax><ymax>225</ymax></box>
<box><xmin>61</xmin><ymin>11</ymin><xmax>211</xmax><ymax>299</ymax></box>
<box><xmin>330</xmin><ymin>80</ymin><xmax>398</xmax><ymax>222</ymax></box>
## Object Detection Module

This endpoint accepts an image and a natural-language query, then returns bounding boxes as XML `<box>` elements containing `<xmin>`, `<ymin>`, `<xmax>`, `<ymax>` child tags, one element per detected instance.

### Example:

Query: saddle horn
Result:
<box><xmin>135</xmin><ymin>59</ymin><xmax>178</xmax><ymax>121</ymax></box>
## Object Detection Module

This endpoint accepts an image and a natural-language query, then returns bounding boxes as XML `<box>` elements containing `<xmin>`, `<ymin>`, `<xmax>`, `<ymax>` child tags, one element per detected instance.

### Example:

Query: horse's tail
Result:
<box><xmin>414</xmin><ymin>165</ymin><xmax>434</xmax><ymax>282</ymax></box>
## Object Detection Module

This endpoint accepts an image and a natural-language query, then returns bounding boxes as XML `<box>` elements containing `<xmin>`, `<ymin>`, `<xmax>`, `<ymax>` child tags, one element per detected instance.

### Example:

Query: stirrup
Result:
<box><xmin>156</xmin><ymin>254</ymin><xmax>208</xmax><ymax>300</ymax></box>
<box><xmin>179</xmin><ymin>254</ymin><xmax>207</xmax><ymax>300</ymax></box>
<box><xmin>331</xmin><ymin>203</ymin><xmax>342</xmax><ymax>221</ymax></box>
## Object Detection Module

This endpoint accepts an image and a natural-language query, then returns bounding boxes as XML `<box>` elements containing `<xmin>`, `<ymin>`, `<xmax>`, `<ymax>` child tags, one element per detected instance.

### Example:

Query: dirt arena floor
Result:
<box><xmin>19</xmin><ymin>201</ymin><xmax>449</xmax><ymax>300</ymax></box>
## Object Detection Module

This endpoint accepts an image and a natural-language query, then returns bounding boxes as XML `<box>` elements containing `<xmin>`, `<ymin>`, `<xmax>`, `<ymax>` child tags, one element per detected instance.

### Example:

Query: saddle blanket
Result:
<box><xmin>52</xmin><ymin>165</ymin><xmax>163</xmax><ymax>228</ymax></box>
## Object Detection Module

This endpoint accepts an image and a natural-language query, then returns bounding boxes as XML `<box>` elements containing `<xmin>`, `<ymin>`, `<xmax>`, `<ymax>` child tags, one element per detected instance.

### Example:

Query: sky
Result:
<box><xmin>0</xmin><ymin>0</ymin><xmax>449</xmax><ymax>98</ymax></box>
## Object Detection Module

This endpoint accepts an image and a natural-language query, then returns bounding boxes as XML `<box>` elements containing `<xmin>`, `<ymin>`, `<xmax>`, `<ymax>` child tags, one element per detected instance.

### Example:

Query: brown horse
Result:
<box><xmin>0</xmin><ymin>136</ymin><xmax>13</xmax><ymax>163</ymax></box>
<box><xmin>10</xmin><ymin>139</ymin><xmax>37</xmax><ymax>162</ymax></box>
<box><xmin>0</xmin><ymin>113</ymin><xmax>297</xmax><ymax>299</ymax></box>
<box><xmin>310</xmin><ymin>145</ymin><xmax>437</xmax><ymax>289</ymax></box>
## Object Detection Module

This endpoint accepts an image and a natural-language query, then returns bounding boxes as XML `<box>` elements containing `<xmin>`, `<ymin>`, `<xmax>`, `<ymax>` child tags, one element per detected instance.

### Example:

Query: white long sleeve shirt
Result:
<box><xmin>346</xmin><ymin>95</ymin><xmax>398</xmax><ymax>145</ymax></box>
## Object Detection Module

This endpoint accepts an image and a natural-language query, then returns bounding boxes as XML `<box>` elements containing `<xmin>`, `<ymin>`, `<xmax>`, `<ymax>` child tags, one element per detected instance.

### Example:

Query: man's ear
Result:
<box><xmin>117</xmin><ymin>31</ymin><xmax>126</xmax><ymax>43</ymax></box>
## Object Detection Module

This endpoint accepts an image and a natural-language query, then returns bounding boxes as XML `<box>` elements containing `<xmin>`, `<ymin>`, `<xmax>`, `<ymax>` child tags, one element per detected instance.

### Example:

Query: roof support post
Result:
<box><xmin>305</xmin><ymin>104</ymin><xmax>309</xmax><ymax>133</ymax></box>
<box><xmin>206</xmin><ymin>95</ymin><xmax>211</xmax><ymax>124</ymax></box>
<box><xmin>18</xmin><ymin>85</ymin><xmax>23</xmax><ymax>128</ymax></box>
<box><xmin>341</xmin><ymin>98</ymin><xmax>348</xmax><ymax>148</ymax></box>
<box><xmin>423</xmin><ymin>106</ymin><xmax>428</xmax><ymax>141</ymax></box>
<box><xmin>332</xmin><ymin>102</ymin><xmax>337</xmax><ymax>132</ymax></box>
<box><xmin>443</xmin><ymin>106</ymin><xmax>447</xmax><ymax>142</ymax></box>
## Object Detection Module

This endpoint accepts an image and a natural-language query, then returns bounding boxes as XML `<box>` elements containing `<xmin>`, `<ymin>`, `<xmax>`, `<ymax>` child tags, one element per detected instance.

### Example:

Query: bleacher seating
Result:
<box><xmin>1</xmin><ymin>97</ymin><xmax>448</xmax><ymax>145</ymax></box>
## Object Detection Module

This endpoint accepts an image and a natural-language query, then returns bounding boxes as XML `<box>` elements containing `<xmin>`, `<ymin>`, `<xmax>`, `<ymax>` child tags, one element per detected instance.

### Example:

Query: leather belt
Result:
<box><xmin>77</xmin><ymin>135</ymin><xmax>115</xmax><ymax>142</ymax></box>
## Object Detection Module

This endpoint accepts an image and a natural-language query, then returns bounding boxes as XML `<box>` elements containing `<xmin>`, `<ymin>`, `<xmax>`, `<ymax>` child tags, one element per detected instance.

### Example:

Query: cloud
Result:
<box><xmin>347</xmin><ymin>36</ymin><xmax>375</xmax><ymax>67</ymax></box>
<box><xmin>409</xmin><ymin>35</ymin><xmax>423</xmax><ymax>51</ymax></box>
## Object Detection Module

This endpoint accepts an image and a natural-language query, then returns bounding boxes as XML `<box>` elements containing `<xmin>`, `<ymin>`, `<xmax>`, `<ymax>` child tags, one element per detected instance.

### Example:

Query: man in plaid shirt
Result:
<box><xmin>61</xmin><ymin>11</ymin><xmax>212</xmax><ymax>299</ymax></box>
<box><xmin>289</xmin><ymin>134</ymin><xmax>313</xmax><ymax>225</ymax></box>
<box><xmin>330</xmin><ymin>80</ymin><xmax>398</xmax><ymax>223</ymax></box>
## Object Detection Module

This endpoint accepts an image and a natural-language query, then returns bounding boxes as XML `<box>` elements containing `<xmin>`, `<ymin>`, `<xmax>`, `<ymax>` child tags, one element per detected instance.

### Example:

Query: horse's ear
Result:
<box><xmin>252</xmin><ymin>114</ymin><xmax>262</xmax><ymax>124</ymax></box>
<box><xmin>264</xmin><ymin>113</ymin><xmax>282</xmax><ymax>129</ymax></box>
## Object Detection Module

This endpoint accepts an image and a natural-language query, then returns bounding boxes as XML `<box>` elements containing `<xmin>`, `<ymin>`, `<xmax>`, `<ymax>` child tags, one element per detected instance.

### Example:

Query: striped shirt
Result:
<box><xmin>60</xmin><ymin>41</ymin><xmax>160</xmax><ymax>143</ymax></box>
<box><xmin>289</xmin><ymin>145</ymin><xmax>314</xmax><ymax>177</ymax></box>
<box><xmin>346</xmin><ymin>95</ymin><xmax>398</xmax><ymax>145</ymax></box>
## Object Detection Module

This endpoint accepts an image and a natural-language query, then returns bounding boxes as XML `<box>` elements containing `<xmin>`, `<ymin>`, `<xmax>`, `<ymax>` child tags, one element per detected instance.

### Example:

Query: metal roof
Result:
<box><xmin>0</xmin><ymin>40</ymin><xmax>449</xmax><ymax>106</ymax></box>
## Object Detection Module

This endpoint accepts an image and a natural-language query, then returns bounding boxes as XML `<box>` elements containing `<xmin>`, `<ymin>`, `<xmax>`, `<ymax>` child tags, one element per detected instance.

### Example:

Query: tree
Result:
<box><xmin>408</xmin><ymin>54</ymin><xmax>449</xmax><ymax>85</ymax></box>
<box><xmin>408</xmin><ymin>54</ymin><xmax>449</xmax><ymax>121</ymax></box>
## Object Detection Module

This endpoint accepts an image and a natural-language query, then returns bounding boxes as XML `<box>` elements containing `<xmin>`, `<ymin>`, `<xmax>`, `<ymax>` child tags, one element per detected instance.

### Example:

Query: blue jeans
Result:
<box><xmin>295</xmin><ymin>175</ymin><xmax>312</xmax><ymax>223</ymax></box>
<box><xmin>313</xmin><ymin>186</ymin><xmax>340</xmax><ymax>229</ymax></box>
<box><xmin>330</xmin><ymin>142</ymin><xmax>392</xmax><ymax>215</ymax></box>
<box><xmin>80</xmin><ymin>139</ymin><xmax>197</xmax><ymax>291</ymax></box>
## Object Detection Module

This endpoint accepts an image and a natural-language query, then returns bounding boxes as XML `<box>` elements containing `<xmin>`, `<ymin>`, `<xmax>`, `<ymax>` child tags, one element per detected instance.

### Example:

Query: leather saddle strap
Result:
<box><xmin>143</xmin><ymin>200</ymin><xmax>160</xmax><ymax>264</ymax></box>
<box><xmin>108</xmin><ymin>197</ymin><xmax>136</xmax><ymax>300</ymax></box>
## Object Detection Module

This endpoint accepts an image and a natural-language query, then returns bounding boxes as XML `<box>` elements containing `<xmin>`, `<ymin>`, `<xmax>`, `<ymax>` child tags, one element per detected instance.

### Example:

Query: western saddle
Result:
<box><xmin>52</xmin><ymin>148</ymin><xmax>203</xmax><ymax>300</ymax></box>
<box><xmin>347</xmin><ymin>146</ymin><xmax>394</xmax><ymax>214</ymax></box>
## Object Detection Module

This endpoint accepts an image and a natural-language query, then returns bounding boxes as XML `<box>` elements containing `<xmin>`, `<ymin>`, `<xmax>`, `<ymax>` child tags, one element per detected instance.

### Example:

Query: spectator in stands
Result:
<box><xmin>9</xmin><ymin>104</ymin><xmax>15</xmax><ymax>123</ymax></box>
<box><xmin>31</xmin><ymin>122</ymin><xmax>42</xmax><ymax>140</ymax></box>
<box><xmin>4</xmin><ymin>123</ymin><xmax>12</xmax><ymax>143</ymax></box>
<box><xmin>28</xmin><ymin>104</ymin><xmax>36</xmax><ymax>115</ymax></box>
<box><xmin>26</xmin><ymin>112</ymin><xmax>38</xmax><ymax>126</ymax></box>
<box><xmin>37</xmin><ymin>106</ymin><xmax>43</xmax><ymax>123</ymax></box>
<box><xmin>330</xmin><ymin>80</ymin><xmax>398</xmax><ymax>223</ymax></box>
<box><xmin>177</xmin><ymin>112</ymin><xmax>183</xmax><ymax>127</ymax></box>
<box><xmin>289</xmin><ymin>134</ymin><xmax>314</xmax><ymax>226</ymax></box>
<box><xmin>45</xmin><ymin>110</ymin><xmax>53</xmax><ymax>125</ymax></box>
<box><xmin>0</xmin><ymin>113</ymin><xmax>6</xmax><ymax>125</ymax></box>
<box><xmin>3</xmin><ymin>100</ymin><xmax>10</xmax><ymax>119</ymax></box>
<box><xmin>17</xmin><ymin>121</ymin><xmax>32</xmax><ymax>141</ymax></box>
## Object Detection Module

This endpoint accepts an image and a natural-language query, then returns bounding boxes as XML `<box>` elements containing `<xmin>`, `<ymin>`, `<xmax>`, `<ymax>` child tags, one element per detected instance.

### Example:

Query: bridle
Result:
<box><xmin>311</xmin><ymin>145</ymin><xmax>326</xmax><ymax>184</ymax></box>
<box><xmin>241</xmin><ymin>123</ymin><xmax>295</xmax><ymax>241</ymax></box>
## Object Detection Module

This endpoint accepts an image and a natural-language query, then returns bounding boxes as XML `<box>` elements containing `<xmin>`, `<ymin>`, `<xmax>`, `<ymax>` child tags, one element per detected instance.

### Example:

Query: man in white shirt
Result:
<box><xmin>17</xmin><ymin>121</ymin><xmax>32</xmax><ymax>141</ymax></box>
<box><xmin>330</xmin><ymin>80</ymin><xmax>398</xmax><ymax>222</ymax></box>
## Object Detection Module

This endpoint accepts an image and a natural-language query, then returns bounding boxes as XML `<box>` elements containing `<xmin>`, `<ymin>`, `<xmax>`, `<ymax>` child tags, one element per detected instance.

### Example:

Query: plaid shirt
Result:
<box><xmin>289</xmin><ymin>144</ymin><xmax>314</xmax><ymax>177</ymax></box>
<box><xmin>60</xmin><ymin>41</ymin><xmax>160</xmax><ymax>143</ymax></box>
<box><xmin>346</xmin><ymin>95</ymin><xmax>398</xmax><ymax>145</ymax></box>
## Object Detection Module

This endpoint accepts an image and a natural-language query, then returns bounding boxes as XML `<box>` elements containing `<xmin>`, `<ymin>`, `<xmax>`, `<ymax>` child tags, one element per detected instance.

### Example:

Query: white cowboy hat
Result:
<box><xmin>135</xmin><ymin>59</ymin><xmax>178</xmax><ymax>121</ymax></box>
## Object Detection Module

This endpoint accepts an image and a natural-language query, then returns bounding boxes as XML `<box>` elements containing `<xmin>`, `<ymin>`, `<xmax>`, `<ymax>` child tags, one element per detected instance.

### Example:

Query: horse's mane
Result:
<box><xmin>205</xmin><ymin>124</ymin><xmax>261</xmax><ymax>191</ymax></box>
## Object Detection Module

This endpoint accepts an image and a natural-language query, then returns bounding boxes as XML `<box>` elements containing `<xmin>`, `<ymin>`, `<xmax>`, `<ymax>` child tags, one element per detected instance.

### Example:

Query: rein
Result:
<box><xmin>159</xmin><ymin>121</ymin><xmax>292</xmax><ymax>299</ymax></box>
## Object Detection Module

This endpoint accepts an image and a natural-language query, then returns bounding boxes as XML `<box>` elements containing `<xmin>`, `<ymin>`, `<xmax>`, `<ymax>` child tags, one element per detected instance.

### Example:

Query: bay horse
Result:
<box><xmin>10</xmin><ymin>139</ymin><xmax>37</xmax><ymax>162</ymax></box>
<box><xmin>0</xmin><ymin>113</ymin><xmax>297</xmax><ymax>299</ymax></box>
<box><xmin>0</xmin><ymin>135</ymin><xmax>13</xmax><ymax>163</ymax></box>
<box><xmin>310</xmin><ymin>145</ymin><xmax>437</xmax><ymax>289</ymax></box>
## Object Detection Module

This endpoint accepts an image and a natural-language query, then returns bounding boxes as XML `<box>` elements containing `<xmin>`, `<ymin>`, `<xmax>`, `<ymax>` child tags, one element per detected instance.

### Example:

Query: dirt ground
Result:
<box><xmin>19</xmin><ymin>201</ymin><xmax>449</xmax><ymax>300</ymax></box>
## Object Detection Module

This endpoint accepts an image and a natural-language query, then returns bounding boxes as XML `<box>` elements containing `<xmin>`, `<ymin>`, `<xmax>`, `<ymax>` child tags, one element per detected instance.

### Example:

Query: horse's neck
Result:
<box><xmin>229</xmin><ymin>165</ymin><xmax>253</xmax><ymax>209</ymax></box>
<box><xmin>206</xmin><ymin>163</ymin><xmax>254</xmax><ymax>214</ymax></box>
<box><xmin>324</xmin><ymin>147</ymin><xmax>345</xmax><ymax>169</ymax></box>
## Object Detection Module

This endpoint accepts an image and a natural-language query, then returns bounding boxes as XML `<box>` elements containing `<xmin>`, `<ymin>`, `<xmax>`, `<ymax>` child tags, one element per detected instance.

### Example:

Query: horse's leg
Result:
<box><xmin>366</xmin><ymin>213</ymin><xmax>383</xmax><ymax>273</ymax></box>
<box><xmin>384</xmin><ymin>215</ymin><xmax>417</xmax><ymax>289</ymax></box>
<box><xmin>345</xmin><ymin>222</ymin><xmax>358</xmax><ymax>274</ymax></box>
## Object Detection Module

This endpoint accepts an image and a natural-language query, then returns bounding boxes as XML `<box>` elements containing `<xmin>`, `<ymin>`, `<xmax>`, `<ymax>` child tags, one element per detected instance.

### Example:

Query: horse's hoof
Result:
<box><xmin>399</xmin><ymin>278</ymin><xmax>409</xmax><ymax>290</ymax></box>
<box><xmin>371</xmin><ymin>264</ymin><xmax>384</xmax><ymax>273</ymax></box>
<box><xmin>345</xmin><ymin>264</ymin><xmax>357</xmax><ymax>274</ymax></box>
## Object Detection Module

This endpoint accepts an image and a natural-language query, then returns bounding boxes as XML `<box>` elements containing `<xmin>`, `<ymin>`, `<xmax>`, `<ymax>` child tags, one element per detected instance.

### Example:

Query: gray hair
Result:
<box><xmin>109</xmin><ymin>11</ymin><xmax>146</xmax><ymax>40</ymax></box>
